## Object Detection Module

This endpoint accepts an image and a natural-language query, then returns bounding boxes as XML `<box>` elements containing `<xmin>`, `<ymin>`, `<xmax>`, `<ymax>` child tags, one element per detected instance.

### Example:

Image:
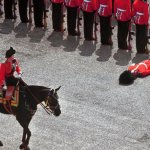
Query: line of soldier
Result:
<box><xmin>0</xmin><ymin>0</ymin><xmax>149</xmax><ymax>54</ymax></box>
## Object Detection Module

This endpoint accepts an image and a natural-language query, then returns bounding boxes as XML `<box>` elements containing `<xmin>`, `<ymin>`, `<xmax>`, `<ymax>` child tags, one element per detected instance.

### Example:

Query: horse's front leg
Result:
<box><xmin>22</xmin><ymin>129</ymin><xmax>26</xmax><ymax>143</ymax></box>
<box><xmin>19</xmin><ymin>129</ymin><xmax>27</xmax><ymax>149</ymax></box>
<box><xmin>24</xmin><ymin>127</ymin><xmax>31</xmax><ymax>146</ymax></box>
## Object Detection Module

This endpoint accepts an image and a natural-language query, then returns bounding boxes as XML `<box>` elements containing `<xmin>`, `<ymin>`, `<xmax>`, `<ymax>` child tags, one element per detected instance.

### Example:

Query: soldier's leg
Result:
<box><xmin>136</xmin><ymin>24</ymin><xmax>148</xmax><ymax>54</ymax></box>
<box><xmin>33</xmin><ymin>0</ymin><xmax>44</xmax><ymax>27</ymax></box>
<box><xmin>4</xmin><ymin>0</ymin><xmax>13</xmax><ymax>19</ymax></box>
<box><xmin>18</xmin><ymin>0</ymin><xmax>29</xmax><ymax>23</ymax></box>
<box><xmin>67</xmin><ymin>6</ymin><xmax>78</xmax><ymax>36</ymax></box>
<box><xmin>52</xmin><ymin>3</ymin><xmax>63</xmax><ymax>31</ymax></box>
<box><xmin>83</xmin><ymin>11</ymin><xmax>95</xmax><ymax>41</ymax></box>
<box><xmin>117</xmin><ymin>21</ymin><xmax>129</xmax><ymax>49</ymax></box>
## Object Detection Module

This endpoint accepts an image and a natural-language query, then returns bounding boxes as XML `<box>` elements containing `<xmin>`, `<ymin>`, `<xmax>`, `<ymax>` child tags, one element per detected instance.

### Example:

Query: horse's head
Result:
<box><xmin>45</xmin><ymin>86</ymin><xmax>61</xmax><ymax>116</ymax></box>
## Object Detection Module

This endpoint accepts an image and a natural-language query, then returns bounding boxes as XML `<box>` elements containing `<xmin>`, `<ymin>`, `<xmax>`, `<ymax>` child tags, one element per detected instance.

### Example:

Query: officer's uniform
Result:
<box><xmin>98</xmin><ymin>0</ymin><xmax>113</xmax><ymax>45</ymax></box>
<box><xmin>114</xmin><ymin>0</ymin><xmax>132</xmax><ymax>50</ymax></box>
<box><xmin>132</xmin><ymin>0</ymin><xmax>149</xmax><ymax>54</ymax></box>
<box><xmin>51</xmin><ymin>0</ymin><xmax>64</xmax><ymax>32</ymax></box>
<box><xmin>81</xmin><ymin>0</ymin><xmax>99</xmax><ymax>41</ymax></box>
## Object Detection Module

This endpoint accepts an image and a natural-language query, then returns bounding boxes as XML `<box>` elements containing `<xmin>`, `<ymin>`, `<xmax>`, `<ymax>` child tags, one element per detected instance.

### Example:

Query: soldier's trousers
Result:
<box><xmin>99</xmin><ymin>15</ymin><xmax>112</xmax><ymax>45</ymax></box>
<box><xmin>83</xmin><ymin>11</ymin><xmax>95</xmax><ymax>40</ymax></box>
<box><xmin>66</xmin><ymin>6</ymin><xmax>78</xmax><ymax>35</ymax></box>
<box><xmin>52</xmin><ymin>2</ymin><xmax>63</xmax><ymax>31</ymax></box>
<box><xmin>136</xmin><ymin>24</ymin><xmax>147</xmax><ymax>53</ymax></box>
<box><xmin>4</xmin><ymin>0</ymin><xmax>13</xmax><ymax>19</ymax></box>
<box><xmin>33</xmin><ymin>0</ymin><xmax>44</xmax><ymax>27</ymax></box>
<box><xmin>117</xmin><ymin>20</ymin><xmax>130</xmax><ymax>49</ymax></box>
<box><xmin>18</xmin><ymin>0</ymin><xmax>28</xmax><ymax>23</ymax></box>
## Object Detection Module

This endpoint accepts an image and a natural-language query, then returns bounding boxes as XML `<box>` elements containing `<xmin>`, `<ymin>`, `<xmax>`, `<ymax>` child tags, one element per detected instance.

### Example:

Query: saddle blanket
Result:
<box><xmin>0</xmin><ymin>86</ymin><xmax>19</xmax><ymax>107</ymax></box>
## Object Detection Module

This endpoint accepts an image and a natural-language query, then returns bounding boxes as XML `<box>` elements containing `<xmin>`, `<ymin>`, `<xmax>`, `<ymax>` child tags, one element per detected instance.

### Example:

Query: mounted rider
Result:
<box><xmin>0</xmin><ymin>47</ymin><xmax>22</xmax><ymax>100</ymax></box>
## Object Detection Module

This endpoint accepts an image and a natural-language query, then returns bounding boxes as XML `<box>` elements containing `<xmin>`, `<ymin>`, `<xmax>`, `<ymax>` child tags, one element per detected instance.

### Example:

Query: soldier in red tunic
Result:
<box><xmin>65</xmin><ymin>0</ymin><xmax>82</xmax><ymax>36</ymax></box>
<box><xmin>119</xmin><ymin>59</ymin><xmax>150</xmax><ymax>85</ymax></box>
<box><xmin>81</xmin><ymin>0</ymin><xmax>99</xmax><ymax>41</ymax></box>
<box><xmin>114</xmin><ymin>0</ymin><xmax>132</xmax><ymax>50</ymax></box>
<box><xmin>132</xmin><ymin>0</ymin><xmax>149</xmax><ymax>54</ymax></box>
<box><xmin>4</xmin><ymin>47</ymin><xmax>22</xmax><ymax>100</ymax></box>
<box><xmin>51</xmin><ymin>0</ymin><xmax>65</xmax><ymax>32</ymax></box>
<box><xmin>98</xmin><ymin>0</ymin><xmax>113</xmax><ymax>45</ymax></box>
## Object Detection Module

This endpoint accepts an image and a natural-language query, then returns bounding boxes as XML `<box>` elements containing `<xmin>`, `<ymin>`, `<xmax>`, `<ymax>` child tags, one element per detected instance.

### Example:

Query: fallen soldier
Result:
<box><xmin>119</xmin><ymin>59</ymin><xmax>150</xmax><ymax>85</ymax></box>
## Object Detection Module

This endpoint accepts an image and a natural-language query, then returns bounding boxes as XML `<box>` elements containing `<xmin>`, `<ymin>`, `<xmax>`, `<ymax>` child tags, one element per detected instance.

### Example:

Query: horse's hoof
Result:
<box><xmin>0</xmin><ymin>141</ymin><xmax>3</xmax><ymax>146</ymax></box>
<box><xmin>19</xmin><ymin>143</ymin><xmax>26</xmax><ymax>149</ymax></box>
<box><xmin>24</xmin><ymin>146</ymin><xmax>30</xmax><ymax>150</ymax></box>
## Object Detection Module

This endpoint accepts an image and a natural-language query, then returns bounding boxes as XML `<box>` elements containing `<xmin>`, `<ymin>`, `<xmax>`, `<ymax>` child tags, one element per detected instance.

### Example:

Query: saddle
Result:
<box><xmin>0</xmin><ymin>86</ymin><xmax>19</xmax><ymax>107</ymax></box>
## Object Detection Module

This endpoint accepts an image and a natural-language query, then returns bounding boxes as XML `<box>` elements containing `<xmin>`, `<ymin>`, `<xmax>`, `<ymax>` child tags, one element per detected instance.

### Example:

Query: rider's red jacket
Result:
<box><xmin>132</xmin><ymin>0</ymin><xmax>149</xmax><ymax>25</ymax></box>
<box><xmin>114</xmin><ymin>0</ymin><xmax>131</xmax><ymax>21</ymax></box>
<box><xmin>0</xmin><ymin>63</ymin><xmax>6</xmax><ymax>86</ymax></box>
<box><xmin>5</xmin><ymin>56</ymin><xmax>22</xmax><ymax>78</ymax></box>
<box><xmin>97</xmin><ymin>0</ymin><xmax>112</xmax><ymax>16</ymax></box>
<box><xmin>128</xmin><ymin>60</ymin><xmax>150</xmax><ymax>77</ymax></box>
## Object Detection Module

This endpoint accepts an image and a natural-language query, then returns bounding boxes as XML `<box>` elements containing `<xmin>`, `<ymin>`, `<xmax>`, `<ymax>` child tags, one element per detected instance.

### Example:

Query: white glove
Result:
<box><xmin>18</xmin><ymin>74</ymin><xmax>22</xmax><ymax>78</ymax></box>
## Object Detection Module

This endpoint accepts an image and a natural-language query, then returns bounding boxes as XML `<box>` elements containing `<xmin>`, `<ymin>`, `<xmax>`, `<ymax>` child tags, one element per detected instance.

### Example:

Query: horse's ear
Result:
<box><xmin>55</xmin><ymin>86</ymin><xmax>61</xmax><ymax>92</ymax></box>
<box><xmin>51</xmin><ymin>89</ymin><xmax>54</xmax><ymax>94</ymax></box>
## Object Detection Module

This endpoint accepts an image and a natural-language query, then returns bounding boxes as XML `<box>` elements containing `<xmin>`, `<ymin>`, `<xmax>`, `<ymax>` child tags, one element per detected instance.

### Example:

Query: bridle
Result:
<box><xmin>43</xmin><ymin>91</ymin><xmax>59</xmax><ymax>115</ymax></box>
<box><xmin>20</xmin><ymin>78</ymin><xmax>60</xmax><ymax>115</ymax></box>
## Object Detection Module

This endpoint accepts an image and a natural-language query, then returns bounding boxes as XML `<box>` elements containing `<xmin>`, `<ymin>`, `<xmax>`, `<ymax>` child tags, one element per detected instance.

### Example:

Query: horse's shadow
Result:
<box><xmin>95</xmin><ymin>45</ymin><xmax>113</xmax><ymax>62</ymax></box>
<box><xmin>0</xmin><ymin>19</ymin><xmax>15</xmax><ymax>34</ymax></box>
<box><xmin>47</xmin><ymin>31</ymin><xmax>64</xmax><ymax>47</ymax></box>
<box><xmin>78</xmin><ymin>40</ymin><xmax>96</xmax><ymax>56</ymax></box>
<box><xmin>14</xmin><ymin>23</ymin><xmax>31</xmax><ymax>38</ymax></box>
<box><xmin>62</xmin><ymin>36</ymin><xmax>80</xmax><ymax>52</ymax></box>
<box><xmin>113</xmin><ymin>49</ymin><xmax>132</xmax><ymax>66</ymax></box>
<box><xmin>28</xmin><ymin>27</ymin><xmax>46</xmax><ymax>43</ymax></box>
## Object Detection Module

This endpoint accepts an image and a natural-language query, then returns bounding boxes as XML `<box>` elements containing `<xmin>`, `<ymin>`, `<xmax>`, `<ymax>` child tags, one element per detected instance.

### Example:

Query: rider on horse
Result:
<box><xmin>0</xmin><ymin>47</ymin><xmax>22</xmax><ymax>100</ymax></box>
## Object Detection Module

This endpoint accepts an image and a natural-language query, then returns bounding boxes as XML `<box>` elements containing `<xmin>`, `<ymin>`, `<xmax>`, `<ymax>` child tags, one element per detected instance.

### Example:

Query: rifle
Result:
<box><xmin>128</xmin><ymin>20</ymin><xmax>135</xmax><ymax>50</ymax></box>
<box><xmin>13</xmin><ymin>0</ymin><xmax>17</xmax><ymax>19</ymax></box>
<box><xmin>60</xmin><ymin>3</ymin><xmax>65</xmax><ymax>32</ymax></box>
<box><xmin>94</xmin><ymin>12</ymin><xmax>98</xmax><ymax>41</ymax></box>
<box><xmin>29</xmin><ymin>0</ymin><xmax>33</xmax><ymax>23</ymax></box>
<box><xmin>77</xmin><ymin>7</ymin><xmax>82</xmax><ymax>36</ymax></box>
<box><xmin>0</xmin><ymin>0</ymin><xmax>3</xmax><ymax>16</ymax></box>
<box><xmin>43</xmin><ymin>0</ymin><xmax>49</xmax><ymax>28</ymax></box>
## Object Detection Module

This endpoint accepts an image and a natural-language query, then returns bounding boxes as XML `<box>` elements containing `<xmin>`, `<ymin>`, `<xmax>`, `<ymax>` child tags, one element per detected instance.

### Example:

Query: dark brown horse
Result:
<box><xmin>0</xmin><ymin>80</ymin><xmax>61</xmax><ymax>149</ymax></box>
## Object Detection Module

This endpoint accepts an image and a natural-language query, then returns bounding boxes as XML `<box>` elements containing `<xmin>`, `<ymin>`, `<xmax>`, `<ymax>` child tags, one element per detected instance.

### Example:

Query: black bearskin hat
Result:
<box><xmin>5</xmin><ymin>47</ymin><xmax>16</xmax><ymax>58</ymax></box>
<box><xmin>119</xmin><ymin>70</ymin><xmax>136</xmax><ymax>85</ymax></box>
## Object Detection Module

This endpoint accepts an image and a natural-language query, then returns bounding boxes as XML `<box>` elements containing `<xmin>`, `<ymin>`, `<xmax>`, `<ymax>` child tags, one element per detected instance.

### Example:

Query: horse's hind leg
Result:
<box><xmin>0</xmin><ymin>141</ymin><xmax>3</xmax><ymax>146</ymax></box>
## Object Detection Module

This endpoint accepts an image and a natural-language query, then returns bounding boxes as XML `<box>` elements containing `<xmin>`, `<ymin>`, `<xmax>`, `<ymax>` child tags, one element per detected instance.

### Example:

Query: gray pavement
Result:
<box><xmin>0</xmin><ymin>10</ymin><xmax>150</xmax><ymax>150</ymax></box>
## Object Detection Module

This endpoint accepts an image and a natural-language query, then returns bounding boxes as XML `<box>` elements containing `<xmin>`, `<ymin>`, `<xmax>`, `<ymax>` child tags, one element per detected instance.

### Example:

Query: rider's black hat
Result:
<box><xmin>5</xmin><ymin>47</ymin><xmax>16</xmax><ymax>58</ymax></box>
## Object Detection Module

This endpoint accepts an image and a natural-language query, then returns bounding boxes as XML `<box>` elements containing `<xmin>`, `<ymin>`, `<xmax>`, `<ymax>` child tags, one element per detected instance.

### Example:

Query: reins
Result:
<box><xmin>20</xmin><ymin>78</ymin><xmax>53</xmax><ymax>115</ymax></box>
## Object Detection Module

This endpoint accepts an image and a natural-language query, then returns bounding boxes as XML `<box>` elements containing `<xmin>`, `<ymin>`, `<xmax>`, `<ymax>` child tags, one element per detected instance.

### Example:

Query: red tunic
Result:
<box><xmin>81</xmin><ymin>0</ymin><xmax>99</xmax><ymax>12</ymax></box>
<box><xmin>65</xmin><ymin>0</ymin><xmax>81</xmax><ymax>7</ymax></box>
<box><xmin>5</xmin><ymin>57</ymin><xmax>21</xmax><ymax>77</ymax></box>
<box><xmin>128</xmin><ymin>60</ymin><xmax>150</xmax><ymax>76</ymax></box>
<box><xmin>0</xmin><ymin>63</ymin><xmax>6</xmax><ymax>86</ymax></box>
<box><xmin>132</xmin><ymin>0</ymin><xmax>149</xmax><ymax>25</ymax></box>
<box><xmin>114</xmin><ymin>0</ymin><xmax>131</xmax><ymax>21</ymax></box>
<box><xmin>97</xmin><ymin>0</ymin><xmax>112</xmax><ymax>16</ymax></box>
